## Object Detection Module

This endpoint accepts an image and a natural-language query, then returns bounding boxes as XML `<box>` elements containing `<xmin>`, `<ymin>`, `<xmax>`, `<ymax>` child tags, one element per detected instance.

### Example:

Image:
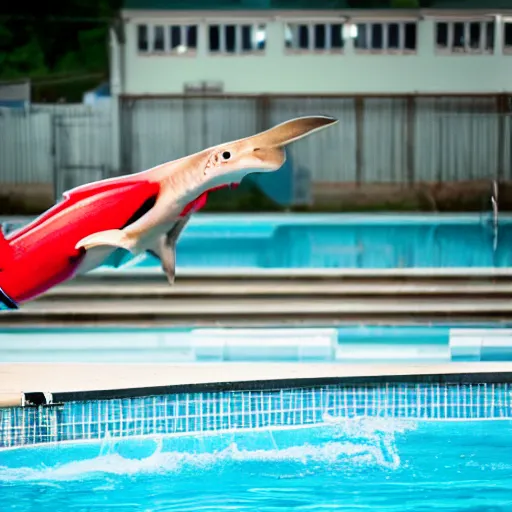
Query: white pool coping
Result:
<box><xmin>1</xmin><ymin>362</ymin><xmax>512</xmax><ymax>407</ymax></box>
<box><xmin>86</xmin><ymin>266</ymin><xmax>512</xmax><ymax>278</ymax></box>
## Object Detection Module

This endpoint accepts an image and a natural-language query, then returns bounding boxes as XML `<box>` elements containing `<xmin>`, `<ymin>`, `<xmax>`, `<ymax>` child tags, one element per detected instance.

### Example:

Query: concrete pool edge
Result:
<box><xmin>2</xmin><ymin>362</ymin><xmax>512</xmax><ymax>408</ymax></box>
<box><xmin>87</xmin><ymin>267</ymin><xmax>512</xmax><ymax>278</ymax></box>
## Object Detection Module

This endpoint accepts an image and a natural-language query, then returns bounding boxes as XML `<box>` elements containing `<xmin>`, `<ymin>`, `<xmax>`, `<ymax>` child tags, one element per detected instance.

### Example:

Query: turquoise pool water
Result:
<box><xmin>123</xmin><ymin>213</ymin><xmax>512</xmax><ymax>269</ymax></box>
<box><xmin>4</xmin><ymin>213</ymin><xmax>511</xmax><ymax>269</ymax></box>
<box><xmin>1</xmin><ymin>420</ymin><xmax>511</xmax><ymax>511</ymax></box>
<box><xmin>1</xmin><ymin>382</ymin><xmax>511</xmax><ymax>510</ymax></box>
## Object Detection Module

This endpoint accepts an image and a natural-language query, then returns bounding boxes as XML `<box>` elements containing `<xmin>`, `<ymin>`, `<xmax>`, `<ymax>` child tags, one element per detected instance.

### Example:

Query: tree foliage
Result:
<box><xmin>0</xmin><ymin>0</ymin><xmax>121</xmax><ymax>96</ymax></box>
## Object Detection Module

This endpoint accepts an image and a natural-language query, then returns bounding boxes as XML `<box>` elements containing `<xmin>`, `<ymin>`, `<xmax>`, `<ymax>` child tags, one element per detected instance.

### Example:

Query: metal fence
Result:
<box><xmin>1</xmin><ymin>95</ymin><xmax>511</xmax><ymax>203</ymax></box>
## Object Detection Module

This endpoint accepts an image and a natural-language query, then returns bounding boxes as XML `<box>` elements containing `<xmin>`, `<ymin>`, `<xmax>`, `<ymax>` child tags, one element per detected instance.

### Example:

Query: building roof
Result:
<box><xmin>123</xmin><ymin>0</ymin><xmax>512</xmax><ymax>9</ymax></box>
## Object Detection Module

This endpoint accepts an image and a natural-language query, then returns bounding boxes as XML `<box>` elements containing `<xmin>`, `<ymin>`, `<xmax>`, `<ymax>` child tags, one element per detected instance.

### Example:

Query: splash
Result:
<box><xmin>0</xmin><ymin>417</ymin><xmax>416</xmax><ymax>483</ymax></box>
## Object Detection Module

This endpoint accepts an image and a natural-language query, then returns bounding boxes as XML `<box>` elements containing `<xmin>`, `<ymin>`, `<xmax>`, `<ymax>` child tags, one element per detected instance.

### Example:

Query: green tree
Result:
<box><xmin>391</xmin><ymin>0</ymin><xmax>419</xmax><ymax>6</ymax></box>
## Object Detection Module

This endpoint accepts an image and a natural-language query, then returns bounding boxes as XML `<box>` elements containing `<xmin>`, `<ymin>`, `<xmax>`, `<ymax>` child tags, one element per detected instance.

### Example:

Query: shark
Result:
<box><xmin>0</xmin><ymin>115</ymin><xmax>338</xmax><ymax>309</ymax></box>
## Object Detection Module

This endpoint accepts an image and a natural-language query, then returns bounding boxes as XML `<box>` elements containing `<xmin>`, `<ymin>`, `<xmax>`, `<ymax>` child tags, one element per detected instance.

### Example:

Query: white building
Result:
<box><xmin>110</xmin><ymin>0</ymin><xmax>512</xmax><ymax>95</ymax></box>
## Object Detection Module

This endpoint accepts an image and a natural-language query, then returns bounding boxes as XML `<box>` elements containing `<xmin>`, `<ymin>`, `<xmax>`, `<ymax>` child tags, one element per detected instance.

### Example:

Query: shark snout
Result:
<box><xmin>257</xmin><ymin>115</ymin><xmax>338</xmax><ymax>149</ymax></box>
<box><xmin>248</xmin><ymin>115</ymin><xmax>338</xmax><ymax>171</ymax></box>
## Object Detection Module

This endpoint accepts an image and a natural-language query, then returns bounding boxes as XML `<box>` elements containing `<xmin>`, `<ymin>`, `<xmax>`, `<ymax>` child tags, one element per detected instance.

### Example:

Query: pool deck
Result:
<box><xmin>1</xmin><ymin>362</ymin><xmax>512</xmax><ymax>407</ymax></box>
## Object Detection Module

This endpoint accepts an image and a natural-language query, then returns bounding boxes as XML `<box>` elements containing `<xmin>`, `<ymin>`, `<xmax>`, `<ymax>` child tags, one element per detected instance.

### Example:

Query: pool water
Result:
<box><xmin>1</xmin><ymin>418</ymin><xmax>511</xmax><ymax>511</ymax></box>
<box><xmin>106</xmin><ymin>215</ymin><xmax>512</xmax><ymax>270</ymax></box>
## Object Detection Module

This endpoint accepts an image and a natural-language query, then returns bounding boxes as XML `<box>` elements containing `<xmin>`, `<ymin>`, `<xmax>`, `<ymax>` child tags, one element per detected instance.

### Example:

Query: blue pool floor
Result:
<box><xmin>1</xmin><ymin>419</ymin><xmax>512</xmax><ymax>511</ymax></box>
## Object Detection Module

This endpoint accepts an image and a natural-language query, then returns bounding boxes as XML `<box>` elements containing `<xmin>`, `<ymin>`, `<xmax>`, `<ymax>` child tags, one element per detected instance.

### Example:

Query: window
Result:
<box><xmin>137</xmin><ymin>24</ymin><xmax>148</xmax><ymax>52</ymax></box>
<box><xmin>388</xmin><ymin>23</ymin><xmax>399</xmax><ymax>49</ymax></box>
<box><xmin>208</xmin><ymin>24</ymin><xmax>266</xmax><ymax>54</ymax></box>
<box><xmin>435</xmin><ymin>20</ymin><xmax>495</xmax><ymax>54</ymax></box>
<box><xmin>169</xmin><ymin>25</ymin><xmax>197</xmax><ymax>53</ymax></box>
<box><xmin>504</xmin><ymin>21</ymin><xmax>512</xmax><ymax>53</ymax></box>
<box><xmin>241</xmin><ymin>24</ymin><xmax>265</xmax><ymax>51</ymax></box>
<box><xmin>353</xmin><ymin>22</ymin><xmax>416</xmax><ymax>52</ymax></box>
<box><xmin>209</xmin><ymin>25</ymin><xmax>220</xmax><ymax>51</ymax></box>
<box><xmin>285</xmin><ymin>23</ymin><xmax>345</xmax><ymax>52</ymax></box>
<box><xmin>225</xmin><ymin>24</ymin><xmax>236</xmax><ymax>52</ymax></box>
<box><xmin>404</xmin><ymin>22</ymin><xmax>417</xmax><ymax>50</ymax></box>
<box><xmin>153</xmin><ymin>25</ymin><xmax>165</xmax><ymax>52</ymax></box>
<box><xmin>137</xmin><ymin>23</ymin><xmax>198</xmax><ymax>55</ymax></box>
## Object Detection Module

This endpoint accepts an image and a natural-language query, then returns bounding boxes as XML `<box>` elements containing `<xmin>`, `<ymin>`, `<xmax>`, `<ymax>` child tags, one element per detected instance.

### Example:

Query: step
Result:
<box><xmin>44</xmin><ymin>281</ymin><xmax>512</xmax><ymax>298</ymax></box>
<box><xmin>2</xmin><ymin>297</ymin><xmax>512</xmax><ymax>327</ymax></box>
<box><xmin>82</xmin><ymin>267</ymin><xmax>512</xmax><ymax>282</ymax></box>
<box><xmin>19</xmin><ymin>297</ymin><xmax>512</xmax><ymax>314</ymax></box>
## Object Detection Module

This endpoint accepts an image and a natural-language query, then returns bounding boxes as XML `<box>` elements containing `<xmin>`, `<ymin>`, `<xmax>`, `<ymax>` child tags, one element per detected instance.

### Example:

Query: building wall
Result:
<box><xmin>118</xmin><ymin>10</ymin><xmax>512</xmax><ymax>95</ymax></box>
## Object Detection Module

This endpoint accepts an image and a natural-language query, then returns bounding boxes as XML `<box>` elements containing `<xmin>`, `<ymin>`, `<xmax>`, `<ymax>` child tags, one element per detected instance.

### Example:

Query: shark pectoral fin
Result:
<box><xmin>75</xmin><ymin>229</ymin><xmax>136</xmax><ymax>253</ymax></box>
<box><xmin>160</xmin><ymin>237</ymin><xmax>177</xmax><ymax>284</ymax></box>
<box><xmin>148</xmin><ymin>213</ymin><xmax>192</xmax><ymax>284</ymax></box>
<box><xmin>148</xmin><ymin>235</ymin><xmax>177</xmax><ymax>284</ymax></box>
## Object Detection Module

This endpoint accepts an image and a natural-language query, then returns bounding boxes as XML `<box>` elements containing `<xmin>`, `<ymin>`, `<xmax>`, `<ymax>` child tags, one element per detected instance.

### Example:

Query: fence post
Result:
<box><xmin>496</xmin><ymin>94</ymin><xmax>509</xmax><ymax>182</ymax></box>
<box><xmin>256</xmin><ymin>94</ymin><xmax>270</xmax><ymax>132</ymax></box>
<box><xmin>355</xmin><ymin>97</ymin><xmax>364</xmax><ymax>187</ymax></box>
<box><xmin>111</xmin><ymin>94</ymin><xmax>121</xmax><ymax>178</ymax></box>
<box><xmin>50</xmin><ymin>111</ymin><xmax>59</xmax><ymax>201</ymax></box>
<box><xmin>406</xmin><ymin>95</ymin><xmax>416</xmax><ymax>187</ymax></box>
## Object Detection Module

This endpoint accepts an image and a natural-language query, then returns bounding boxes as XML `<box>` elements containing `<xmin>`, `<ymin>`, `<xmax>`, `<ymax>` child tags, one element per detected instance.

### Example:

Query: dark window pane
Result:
<box><xmin>154</xmin><ymin>25</ymin><xmax>164</xmax><ymax>51</ymax></box>
<box><xmin>242</xmin><ymin>25</ymin><xmax>252</xmax><ymax>51</ymax></box>
<box><xmin>453</xmin><ymin>22</ymin><xmax>464</xmax><ymax>47</ymax></box>
<box><xmin>371</xmin><ymin>23</ymin><xmax>383</xmax><ymax>49</ymax></box>
<box><xmin>469</xmin><ymin>22</ymin><xmax>480</xmax><ymax>48</ymax></box>
<box><xmin>436</xmin><ymin>22</ymin><xmax>448</xmax><ymax>46</ymax></box>
<box><xmin>388</xmin><ymin>23</ymin><xmax>399</xmax><ymax>49</ymax></box>
<box><xmin>505</xmin><ymin>22</ymin><xmax>512</xmax><ymax>46</ymax></box>
<box><xmin>298</xmin><ymin>25</ymin><xmax>309</xmax><ymax>49</ymax></box>
<box><xmin>485</xmin><ymin>21</ymin><xmax>494</xmax><ymax>50</ymax></box>
<box><xmin>225</xmin><ymin>24</ymin><xmax>236</xmax><ymax>52</ymax></box>
<box><xmin>331</xmin><ymin>24</ymin><xmax>343</xmax><ymax>49</ymax></box>
<box><xmin>354</xmin><ymin>23</ymin><xmax>367</xmax><ymax>49</ymax></box>
<box><xmin>209</xmin><ymin>25</ymin><xmax>220</xmax><ymax>51</ymax></box>
<box><xmin>404</xmin><ymin>22</ymin><xmax>416</xmax><ymax>50</ymax></box>
<box><xmin>137</xmin><ymin>25</ymin><xmax>148</xmax><ymax>51</ymax></box>
<box><xmin>187</xmin><ymin>25</ymin><xmax>197</xmax><ymax>48</ymax></box>
<box><xmin>170</xmin><ymin>26</ymin><xmax>181</xmax><ymax>49</ymax></box>
<box><xmin>314</xmin><ymin>24</ymin><xmax>325</xmax><ymax>49</ymax></box>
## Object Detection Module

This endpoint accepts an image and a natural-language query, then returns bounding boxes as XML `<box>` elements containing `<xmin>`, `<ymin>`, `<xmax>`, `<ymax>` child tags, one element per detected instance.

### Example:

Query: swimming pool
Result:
<box><xmin>1</xmin><ymin>379</ymin><xmax>511</xmax><ymax>511</ymax></box>
<box><xmin>4</xmin><ymin>213</ymin><xmax>512</xmax><ymax>269</ymax></box>
<box><xmin>2</xmin><ymin>324</ymin><xmax>512</xmax><ymax>363</ymax></box>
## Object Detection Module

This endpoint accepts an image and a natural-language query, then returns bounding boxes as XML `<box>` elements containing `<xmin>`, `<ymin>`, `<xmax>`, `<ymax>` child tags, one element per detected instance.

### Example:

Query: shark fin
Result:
<box><xmin>75</xmin><ymin>229</ymin><xmax>136</xmax><ymax>253</ymax></box>
<box><xmin>147</xmin><ymin>233</ymin><xmax>177</xmax><ymax>284</ymax></box>
<box><xmin>148</xmin><ymin>213</ymin><xmax>192</xmax><ymax>284</ymax></box>
<box><xmin>152</xmin><ymin>235</ymin><xmax>177</xmax><ymax>284</ymax></box>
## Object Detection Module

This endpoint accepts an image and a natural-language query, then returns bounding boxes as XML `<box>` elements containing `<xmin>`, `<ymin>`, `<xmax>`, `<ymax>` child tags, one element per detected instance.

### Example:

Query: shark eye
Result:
<box><xmin>221</xmin><ymin>151</ymin><xmax>231</xmax><ymax>160</ymax></box>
